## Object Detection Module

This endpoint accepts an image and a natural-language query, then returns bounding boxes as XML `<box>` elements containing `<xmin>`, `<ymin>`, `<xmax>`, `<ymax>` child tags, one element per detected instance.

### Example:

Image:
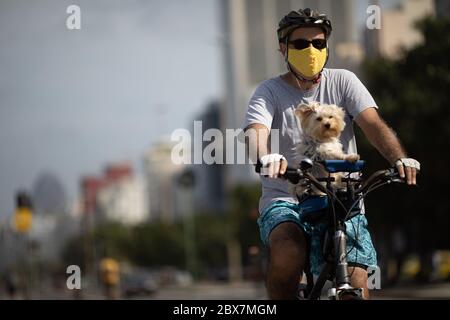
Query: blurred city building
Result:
<box><xmin>0</xmin><ymin>195</ymin><xmax>79</xmax><ymax>277</ymax></box>
<box><xmin>0</xmin><ymin>174</ymin><xmax>80</xmax><ymax>268</ymax></box>
<box><xmin>190</xmin><ymin>101</ymin><xmax>226</xmax><ymax>215</ymax></box>
<box><xmin>97</xmin><ymin>174</ymin><xmax>148</xmax><ymax>226</ymax></box>
<box><xmin>434</xmin><ymin>0</ymin><xmax>450</xmax><ymax>18</ymax></box>
<box><xmin>142</xmin><ymin>102</ymin><xmax>226</xmax><ymax>222</ymax></box>
<box><xmin>81</xmin><ymin>162</ymin><xmax>148</xmax><ymax>225</ymax></box>
<box><xmin>81</xmin><ymin>176</ymin><xmax>105</xmax><ymax>218</ymax></box>
<box><xmin>143</xmin><ymin>139</ymin><xmax>184</xmax><ymax>223</ymax></box>
<box><xmin>18</xmin><ymin>172</ymin><xmax>77</xmax><ymax>263</ymax></box>
<box><xmin>31</xmin><ymin>172</ymin><xmax>67</xmax><ymax>216</ymax></box>
<box><xmin>365</xmin><ymin>0</ymin><xmax>435</xmax><ymax>59</ymax></box>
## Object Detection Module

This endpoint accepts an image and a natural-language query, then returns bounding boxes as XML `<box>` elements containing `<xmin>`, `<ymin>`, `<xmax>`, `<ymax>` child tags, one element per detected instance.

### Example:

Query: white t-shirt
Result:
<box><xmin>242</xmin><ymin>68</ymin><xmax>378</xmax><ymax>213</ymax></box>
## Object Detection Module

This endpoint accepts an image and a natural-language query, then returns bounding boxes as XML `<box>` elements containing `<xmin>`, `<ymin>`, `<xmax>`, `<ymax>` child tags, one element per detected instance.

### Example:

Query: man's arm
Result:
<box><xmin>244</xmin><ymin>123</ymin><xmax>270</xmax><ymax>162</ymax></box>
<box><xmin>355</xmin><ymin>108</ymin><xmax>406</xmax><ymax>164</ymax></box>
<box><xmin>244</xmin><ymin>123</ymin><xmax>287</xmax><ymax>178</ymax></box>
<box><xmin>355</xmin><ymin>107</ymin><xmax>417</xmax><ymax>185</ymax></box>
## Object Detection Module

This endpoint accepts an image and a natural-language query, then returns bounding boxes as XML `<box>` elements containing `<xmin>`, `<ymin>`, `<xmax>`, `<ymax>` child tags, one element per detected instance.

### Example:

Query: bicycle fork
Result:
<box><xmin>328</xmin><ymin>224</ymin><xmax>363</xmax><ymax>300</ymax></box>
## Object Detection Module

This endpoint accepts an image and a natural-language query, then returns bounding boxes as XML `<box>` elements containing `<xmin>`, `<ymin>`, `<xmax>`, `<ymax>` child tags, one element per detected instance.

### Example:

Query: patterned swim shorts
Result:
<box><xmin>257</xmin><ymin>199</ymin><xmax>377</xmax><ymax>275</ymax></box>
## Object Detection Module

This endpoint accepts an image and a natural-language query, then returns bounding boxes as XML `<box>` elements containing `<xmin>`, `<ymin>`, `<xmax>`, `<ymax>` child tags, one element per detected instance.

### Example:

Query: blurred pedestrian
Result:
<box><xmin>99</xmin><ymin>257</ymin><xmax>120</xmax><ymax>299</ymax></box>
<box><xmin>391</xmin><ymin>227</ymin><xmax>407</xmax><ymax>284</ymax></box>
<box><xmin>4</xmin><ymin>269</ymin><xmax>20</xmax><ymax>299</ymax></box>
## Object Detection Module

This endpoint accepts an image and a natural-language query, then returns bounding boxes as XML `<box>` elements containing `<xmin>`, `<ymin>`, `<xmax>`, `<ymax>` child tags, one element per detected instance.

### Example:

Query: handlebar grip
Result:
<box><xmin>255</xmin><ymin>160</ymin><xmax>262</xmax><ymax>174</ymax></box>
<box><xmin>386</xmin><ymin>167</ymin><xmax>407</xmax><ymax>184</ymax></box>
<box><xmin>282</xmin><ymin>167</ymin><xmax>302</xmax><ymax>184</ymax></box>
<box><xmin>255</xmin><ymin>162</ymin><xmax>302</xmax><ymax>184</ymax></box>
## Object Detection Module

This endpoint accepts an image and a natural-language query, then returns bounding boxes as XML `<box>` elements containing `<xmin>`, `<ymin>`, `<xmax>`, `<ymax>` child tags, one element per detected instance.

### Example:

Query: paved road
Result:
<box><xmin>152</xmin><ymin>282</ymin><xmax>450</xmax><ymax>300</ymax></box>
<box><xmin>150</xmin><ymin>281</ymin><xmax>450</xmax><ymax>300</ymax></box>
<box><xmin>2</xmin><ymin>281</ymin><xmax>449</xmax><ymax>300</ymax></box>
<box><xmin>371</xmin><ymin>282</ymin><xmax>450</xmax><ymax>300</ymax></box>
<box><xmin>150</xmin><ymin>281</ymin><xmax>267</xmax><ymax>300</ymax></box>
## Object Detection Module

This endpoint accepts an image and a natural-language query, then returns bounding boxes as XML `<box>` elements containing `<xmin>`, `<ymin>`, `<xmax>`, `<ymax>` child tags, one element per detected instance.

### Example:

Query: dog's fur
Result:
<box><xmin>288</xmin><ymin>102</ymin><xmax>360</xmax><ymax>197</ymax></box>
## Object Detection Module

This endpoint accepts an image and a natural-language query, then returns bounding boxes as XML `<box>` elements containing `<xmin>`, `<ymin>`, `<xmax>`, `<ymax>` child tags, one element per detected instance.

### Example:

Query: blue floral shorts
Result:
<box><xmin>257</xmin><ymin>199</ymin><xmax>377</xmax><ymax>275</ymax></box>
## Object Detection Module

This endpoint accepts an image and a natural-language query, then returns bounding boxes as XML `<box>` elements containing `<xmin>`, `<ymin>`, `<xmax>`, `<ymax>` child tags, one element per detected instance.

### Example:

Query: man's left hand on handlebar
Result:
<box><xmin>394</xmin><ymin>158</ymin><xmax>420</xmax><ymax>185</ymax></box>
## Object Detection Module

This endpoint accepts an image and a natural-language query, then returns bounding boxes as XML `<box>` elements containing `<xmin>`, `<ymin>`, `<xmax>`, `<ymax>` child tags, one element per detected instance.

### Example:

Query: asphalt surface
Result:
<box><xmin>150</xmin><ymin>281</ymin><xmax>450</xmax><ymax>300</ymax></box>
<box><xmin>2</xmin><ymin>281</ymin><xmax>450</xmax><ymax>300</ymax></box>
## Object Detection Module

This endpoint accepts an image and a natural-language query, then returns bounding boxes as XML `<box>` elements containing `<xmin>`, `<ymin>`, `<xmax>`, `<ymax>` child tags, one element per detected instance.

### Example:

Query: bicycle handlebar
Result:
<box><xmin>354</xmin><ymin>167</ymin><xmax>404</xmax><ymax>194</ymax></box>
<box><xmin>255</xmin><ymin>159</ymin><xmax>405</xmax><ymax>195</ymax></box>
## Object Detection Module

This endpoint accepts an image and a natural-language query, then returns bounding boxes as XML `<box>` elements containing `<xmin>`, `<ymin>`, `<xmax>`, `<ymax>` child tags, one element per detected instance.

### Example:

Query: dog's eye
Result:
<box><xmin>329</xmin><ymin>116</ymin><xmax>333</xmax><ymax>118</ymax></box>
<box><xmin>316</xmin><ymin>117</ymin><xmax>322</xmax><ymax>121</ymax></box>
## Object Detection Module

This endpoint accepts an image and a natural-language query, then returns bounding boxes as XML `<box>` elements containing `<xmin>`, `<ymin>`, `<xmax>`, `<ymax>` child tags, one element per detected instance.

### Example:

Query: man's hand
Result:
<box><xmin>260</xmin><ymin>154</ymin><xmax>288</xmax><ymax>178</ymax></box>
<box><xmin>395</xmin><ymin>158</ymin><xmax>420</xmax><ymax>185</ymax></box>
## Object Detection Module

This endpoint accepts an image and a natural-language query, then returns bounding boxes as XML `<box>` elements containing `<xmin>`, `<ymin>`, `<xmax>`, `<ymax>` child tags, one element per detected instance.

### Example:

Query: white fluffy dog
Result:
<box><xmin>288</xmin><ymin>102</ymin><xmax>360</xmax><ymax>197</ymax></box>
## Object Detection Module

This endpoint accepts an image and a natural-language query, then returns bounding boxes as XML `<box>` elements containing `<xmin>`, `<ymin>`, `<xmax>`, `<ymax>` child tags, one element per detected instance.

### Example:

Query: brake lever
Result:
<box><xmin>386</xmin><ymin>168</ymin><xmax>419</xmax><ymax>186</ymax></box>
<box><xmin>384</xmin><ymin>168</ymin><xmax>402</xmax><ymax>183</ymax></box>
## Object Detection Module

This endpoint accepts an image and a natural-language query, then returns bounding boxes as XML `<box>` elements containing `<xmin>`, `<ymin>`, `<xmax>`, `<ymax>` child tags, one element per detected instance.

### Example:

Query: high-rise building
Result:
<box><xmin>142</xmin><ymin>139</ymin><xmax>184</xmax><ymax>223</ymax></box>
<box><xmin>435</xmin><ymin>0</ymin><xmax>450</xmax><ymax>18</ymax></box>
<box><xmin>364</xmin><ymin>0</ymin><xmax>435</xmax><ymax>59</ymax></box>
<box><xmin>190</xmin><ymin>101</ymin><xmax>226</xmax><ymax>214</ymax></box>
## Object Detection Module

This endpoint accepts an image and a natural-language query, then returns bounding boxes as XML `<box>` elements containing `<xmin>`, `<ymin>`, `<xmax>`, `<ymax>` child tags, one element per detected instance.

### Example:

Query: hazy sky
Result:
<box><xmin>0</xmin><ymin>0</ymin><xmax>403</xmax><ymax>218</ymax></box>
<box><xmin>0</xmin><ymin>0</ymin><xmax>221</xmax><ymax>217</ymax></box>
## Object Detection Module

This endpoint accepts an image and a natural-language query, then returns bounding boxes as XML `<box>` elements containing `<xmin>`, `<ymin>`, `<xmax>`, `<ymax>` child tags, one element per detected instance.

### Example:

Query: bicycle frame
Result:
<box><xmin>305</xmin><ymin>197</ymin><xmax>363</xmax><ymax>300</ymax></box>
<box><xmin>255</xmin><ymin>158</ymin><xmax>404</xmax><ymax>300</ymax></box>
<box><xmin>295</xmin><ymin>160</ymin><xmax>385</xmax><ymax>300</ymax></box>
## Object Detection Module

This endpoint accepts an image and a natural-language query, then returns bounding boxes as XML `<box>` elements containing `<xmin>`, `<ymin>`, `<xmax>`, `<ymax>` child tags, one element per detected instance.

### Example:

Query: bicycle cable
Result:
<box><xmin>343</xmin><ymin>180</ymin><xmax>391</xmax><ymax>279</ymax></box>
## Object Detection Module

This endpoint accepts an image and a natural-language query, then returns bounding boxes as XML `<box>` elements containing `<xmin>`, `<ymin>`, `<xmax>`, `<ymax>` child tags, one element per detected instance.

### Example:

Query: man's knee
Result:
<box><xmin>268</xmin><ymin>222</ymin><xmax>307</xmax><ymax>269</ymax></box>
<box><xmin>349</xmin><ymin>266</ymin><xmax>369</xmax><ymax>299</ymax></box>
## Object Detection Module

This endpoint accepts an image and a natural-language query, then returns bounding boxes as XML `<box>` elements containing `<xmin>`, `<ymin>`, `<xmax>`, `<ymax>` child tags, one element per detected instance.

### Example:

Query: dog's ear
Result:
<box><xmin>334</xmin><ymin>106</ymin><xmax>346</xmax><ymax>119</ymax></box>
<box><xmin>294</xmin><ymin>104</ymin><xmax>315</xmax><ymax>119</ymax></box>
<box><xmin>330</xmin><ymin>105</ymin><xmax>346</xmax><ymax>131</ymax></box>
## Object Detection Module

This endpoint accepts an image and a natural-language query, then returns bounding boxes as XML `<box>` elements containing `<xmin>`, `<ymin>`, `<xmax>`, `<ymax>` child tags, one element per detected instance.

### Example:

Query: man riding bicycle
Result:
<box><xmin>242</xmin><ymin>8</ymin><xmax>420</xmax><ymax>299</ymax></box>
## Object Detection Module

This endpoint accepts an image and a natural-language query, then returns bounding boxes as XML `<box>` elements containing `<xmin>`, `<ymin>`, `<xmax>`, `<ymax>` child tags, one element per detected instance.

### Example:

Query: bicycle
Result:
<box><xmin>256</xmin><ymin>158</ymin><xmax>407</xmax><ymax>300</ymax></box>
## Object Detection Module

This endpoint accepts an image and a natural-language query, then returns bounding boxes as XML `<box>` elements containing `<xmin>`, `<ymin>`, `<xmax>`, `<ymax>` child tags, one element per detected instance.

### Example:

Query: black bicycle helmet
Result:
<box><xmin>277</xmin><ymin>8</ymin><xmax>332</xmax><ymax>42</ymax></box>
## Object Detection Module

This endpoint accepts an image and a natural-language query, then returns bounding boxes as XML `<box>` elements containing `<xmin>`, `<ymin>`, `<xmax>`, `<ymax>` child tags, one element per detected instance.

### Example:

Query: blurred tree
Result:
<box><xmin>61</xmin><ymin>221</ymin><xmax>185</xmax><ymax>271</ymax></box>
<box><xmin>60</xmin><ymin>179</ymin><xmax>263</xmax><ymax>281</ymax></box>
<box><xmin>128</xmin><ymin>222</ymin><xmax>185</xmax><ymax>268</ymax></box>
<box><xmin>194</xmin><ymin>212</ymin><xmax>228</xmax><ymax>277</ymax></box>
<box><xmin>358</xmin><ymin>16</ymin><xmax>450</xmax><ymax>279</ymax></box>
<box><xmin>94</xmin><ymin>222</ymin><xmax>132</xmax><ymax>260</ymax></box>
<box><xmin>61</xmin><ymin>236</ymin><xmax>85</xmax><ymax>268</ymax></box>
<box><xmin>228</xmin><ymin>183</ymin><xmax>262</xmax><ymax>267</ymax></box>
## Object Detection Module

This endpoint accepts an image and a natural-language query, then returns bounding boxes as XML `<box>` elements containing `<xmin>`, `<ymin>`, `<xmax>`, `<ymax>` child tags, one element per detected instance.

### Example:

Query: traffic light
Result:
<box><xmin>13</xmin><ymin>191</ymin><xmax>33</xmax><ymax>233</ymax></box>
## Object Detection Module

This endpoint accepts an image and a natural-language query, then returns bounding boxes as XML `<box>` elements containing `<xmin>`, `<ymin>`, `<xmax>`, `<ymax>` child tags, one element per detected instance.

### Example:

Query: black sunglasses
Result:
<box><xmin>288</xmin><ymin>38</ymin><xmax>327</xmax><ymax>50</ymax></box>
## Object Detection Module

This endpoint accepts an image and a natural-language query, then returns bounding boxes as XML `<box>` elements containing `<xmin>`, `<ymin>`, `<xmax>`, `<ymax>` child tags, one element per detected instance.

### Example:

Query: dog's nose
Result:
<box><xmin>325</xmin><ymin>123</ymin><xmax>331</xmax><ymax>129</ymax></box>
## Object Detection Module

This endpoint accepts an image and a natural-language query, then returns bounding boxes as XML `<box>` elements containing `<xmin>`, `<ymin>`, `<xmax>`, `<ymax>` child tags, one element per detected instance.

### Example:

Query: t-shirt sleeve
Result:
<box><xmin>342</xmin><ymin>70</ymin><xmax>378</xmax><ymax>119</ymax></box>
<box><xmin>241</xmin><ymin>83</ymin><xmax>275</xmax><ymax>131</ymax></box>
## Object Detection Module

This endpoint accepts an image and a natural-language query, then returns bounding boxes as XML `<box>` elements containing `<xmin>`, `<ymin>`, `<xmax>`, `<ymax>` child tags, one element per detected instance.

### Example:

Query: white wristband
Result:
<box><xmin>259</xmin><ymin>154</ymin><xmax>286</xmax><ymax>176</ymax></box>
<box><xmin>260</xmin><ymin>153</ymin><xmax>286</xmax><ymax>166</ymax></box>
<box><xmin>395</xmin><ymin>158</ymin><xmax>421</xmax><ymax>171</ymax></box>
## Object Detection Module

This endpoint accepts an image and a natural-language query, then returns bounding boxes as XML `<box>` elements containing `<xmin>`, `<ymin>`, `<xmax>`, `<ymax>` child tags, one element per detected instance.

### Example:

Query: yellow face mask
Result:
<box><xmin>287</xmin><ymin>46</ymin><xmax>327</xmax><ymax>78</ymax></box>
